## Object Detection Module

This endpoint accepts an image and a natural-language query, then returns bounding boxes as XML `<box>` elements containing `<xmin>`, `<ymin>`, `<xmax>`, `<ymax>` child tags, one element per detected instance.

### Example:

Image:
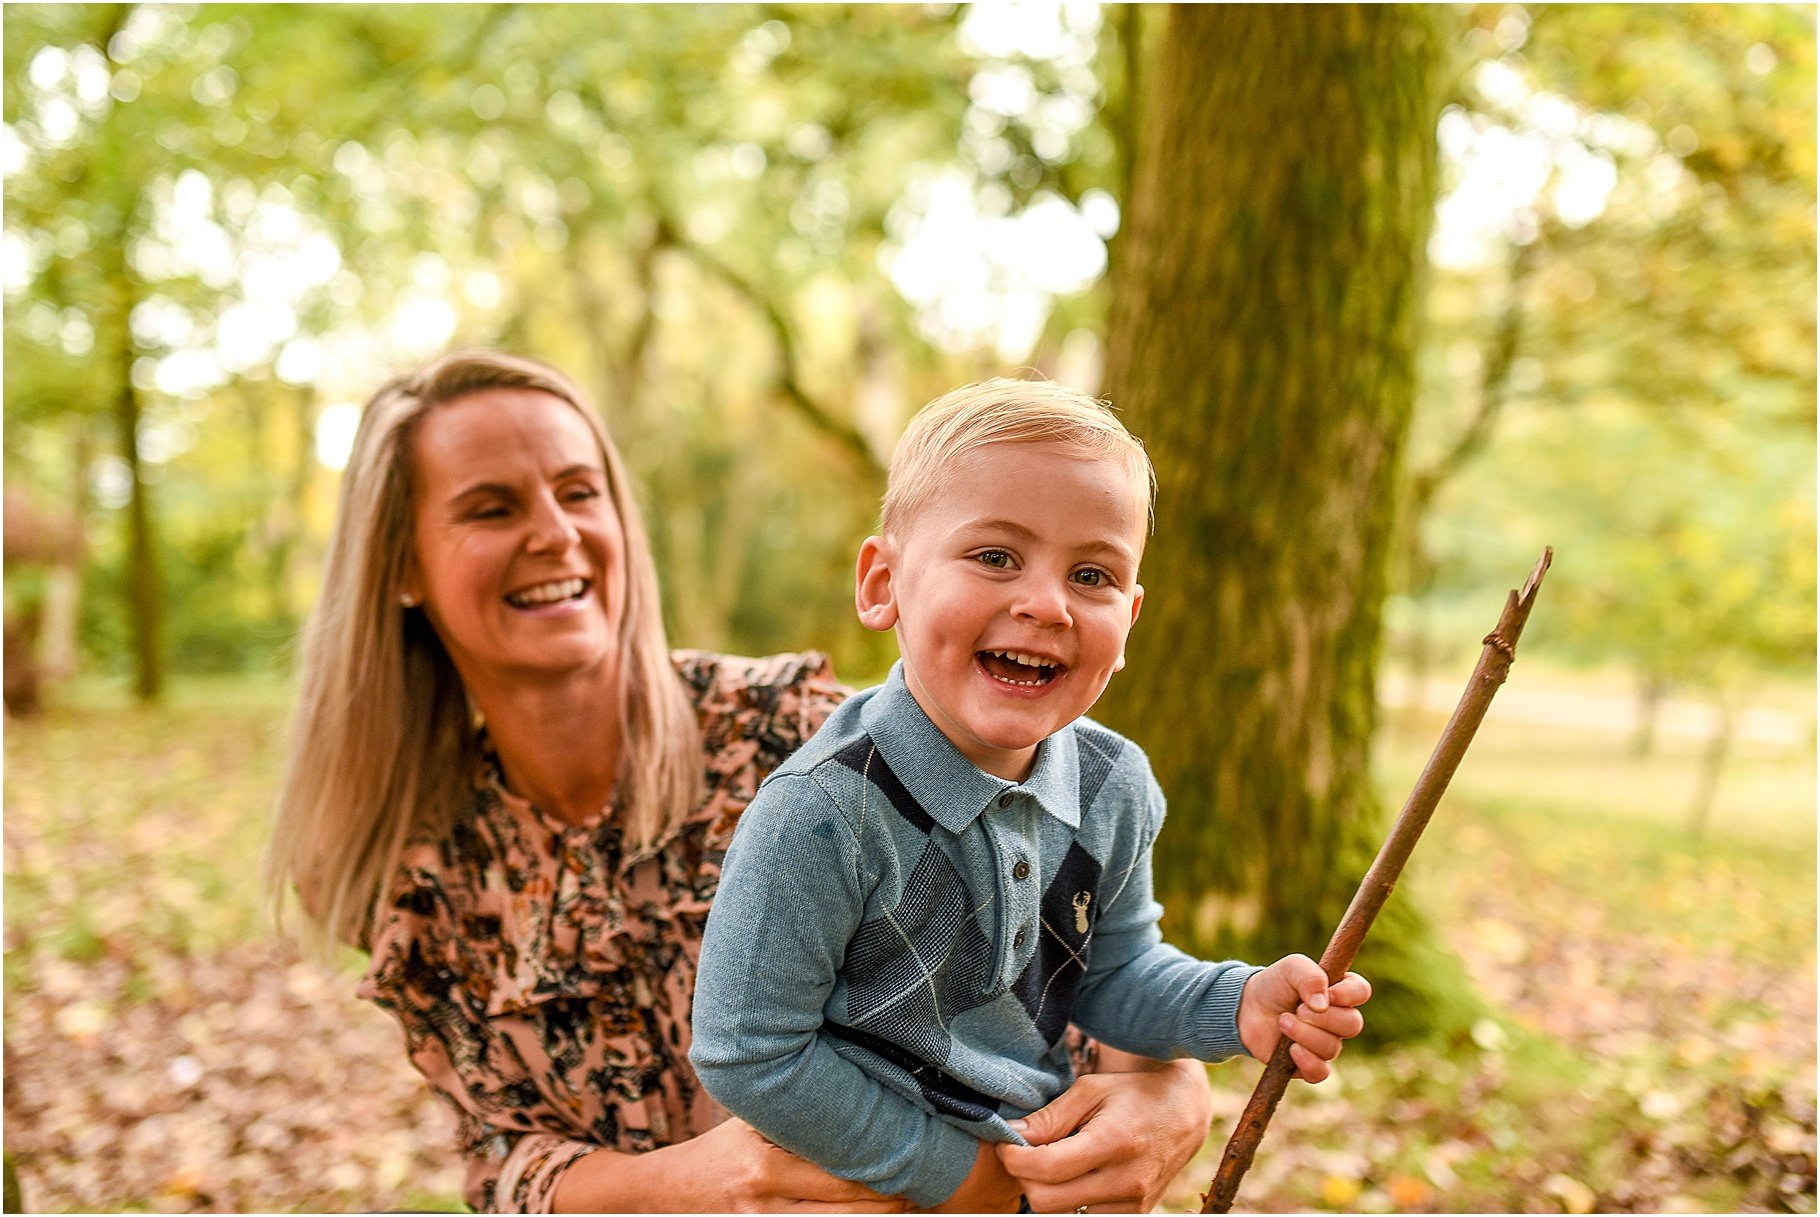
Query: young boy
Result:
<box><xmin>690</xmin><ymin>379</ymin><xmax>1368</xmax><ymax>1210</ymax></box>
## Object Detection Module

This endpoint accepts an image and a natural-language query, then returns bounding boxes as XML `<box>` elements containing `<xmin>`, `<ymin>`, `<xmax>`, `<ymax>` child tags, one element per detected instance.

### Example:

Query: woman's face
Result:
<box><xmin>404</xmin><ymin>388</ymin><xmax>627</xmax><ymax>697</ymax></box>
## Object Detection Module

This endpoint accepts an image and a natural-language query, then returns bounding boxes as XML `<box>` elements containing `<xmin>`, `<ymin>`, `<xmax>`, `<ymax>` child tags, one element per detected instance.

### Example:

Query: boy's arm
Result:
<box><xmin>689</xmin><ymin>772</ymin><xmax>984</xmax><ymax>1209</ymax></box>
<box><xmin>1068</xmin><ymin>773</ymin><xmax>1262</xmax><ymax>1061</ymax></box>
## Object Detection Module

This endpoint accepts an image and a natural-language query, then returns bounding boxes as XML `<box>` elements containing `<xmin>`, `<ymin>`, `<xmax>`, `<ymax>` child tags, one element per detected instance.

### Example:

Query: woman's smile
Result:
<box><xmin>505</xmin><ymin>576</ymin><xmax>593</xmax><ymax>610</ymax></box>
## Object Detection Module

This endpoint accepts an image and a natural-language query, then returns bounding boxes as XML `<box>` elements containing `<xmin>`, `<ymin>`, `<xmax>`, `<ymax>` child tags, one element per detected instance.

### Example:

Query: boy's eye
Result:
<box><xmin>1072</xmin><ymin>567</ymin><xmax>1113</xmax><ymax>588</ymax></box>
<box><xmin>975</xmin><ymin>549</ymin><xmax>1013</xmax><ymax>569</ymax></box>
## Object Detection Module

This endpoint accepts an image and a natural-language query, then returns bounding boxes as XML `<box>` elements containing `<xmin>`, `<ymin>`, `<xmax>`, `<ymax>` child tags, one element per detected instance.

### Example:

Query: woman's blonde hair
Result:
<box><xmin>880</xmin><ymin>377</ymin><xmax>1156</xmax><ymax>539</ymax></box>
<box><xmin>267</xmin><ymin>351</ymin><xmax>701</xmax><ymax>951</ymax></box>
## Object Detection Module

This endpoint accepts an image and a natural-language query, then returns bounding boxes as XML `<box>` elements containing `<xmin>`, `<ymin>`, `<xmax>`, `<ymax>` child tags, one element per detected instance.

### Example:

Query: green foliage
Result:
<box><xmin>7</xmin><ymin>4</ymin><xmax>1804</xmax><ymax>712</ymax></box>
<box><xmin>1398</xmin><ymin>4</ymin><xmax>1815</xmax><ymax>709</ymax></box>
<box><xmin>3</xmin><ymin>4</ymin><xmax>983</xmax><ymax>678</ymax></box>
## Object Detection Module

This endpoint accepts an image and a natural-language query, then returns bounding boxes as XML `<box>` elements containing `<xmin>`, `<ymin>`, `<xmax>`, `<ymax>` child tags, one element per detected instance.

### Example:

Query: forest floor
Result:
<box><xmin>5</xmin><ymin>672</ymin><xmax>1814</xmax><ymax>1213</ymax></box>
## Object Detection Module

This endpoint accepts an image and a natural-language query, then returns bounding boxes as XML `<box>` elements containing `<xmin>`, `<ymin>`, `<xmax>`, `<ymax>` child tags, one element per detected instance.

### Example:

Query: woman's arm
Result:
<box><xmin>547</xmin><ymin>1118</ymin><xmax>908</xmax><ymax>1213</ymax></box>
<box><xmin>995</xmin><ymin>1048</ymin><xmax>1214</xmax><ymax>1213</ymax></box>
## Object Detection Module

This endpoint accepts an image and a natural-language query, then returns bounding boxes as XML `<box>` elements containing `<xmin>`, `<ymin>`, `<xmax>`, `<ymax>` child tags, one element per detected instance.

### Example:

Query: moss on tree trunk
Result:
<box><xmin>1098</xmin><ymin>4</ymin><xmax>1479</xmax><ymax>1044</ymax></box>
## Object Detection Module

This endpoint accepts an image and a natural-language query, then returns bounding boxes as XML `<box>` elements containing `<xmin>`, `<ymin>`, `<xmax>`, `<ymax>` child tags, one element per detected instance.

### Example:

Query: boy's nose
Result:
<box><xmin>1011</xmin><ymin>579</ymin><xmax>1071</xmax><ymax>628</ymax></box>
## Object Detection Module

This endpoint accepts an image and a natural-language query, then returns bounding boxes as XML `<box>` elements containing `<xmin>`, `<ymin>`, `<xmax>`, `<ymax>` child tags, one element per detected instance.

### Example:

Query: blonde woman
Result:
<box><xmin>270</xmin><ymin>351</ymin><xmax>1221</xmax><ymax>1213</ymax></box>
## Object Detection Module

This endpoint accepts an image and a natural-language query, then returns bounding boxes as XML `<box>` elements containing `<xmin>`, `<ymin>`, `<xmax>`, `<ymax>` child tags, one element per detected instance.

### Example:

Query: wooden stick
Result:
<box><xmin>1202</xmin><ymin>547</ymin><xmax>1553</xmax><ymax>1214</ymax></box>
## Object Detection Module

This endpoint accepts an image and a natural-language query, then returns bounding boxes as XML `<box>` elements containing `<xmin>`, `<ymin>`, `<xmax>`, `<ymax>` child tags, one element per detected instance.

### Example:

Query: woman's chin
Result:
<box><xmin>461</xmin><ymin>634</ymin><xmax>617</xmax><ymax>690</ymax></box>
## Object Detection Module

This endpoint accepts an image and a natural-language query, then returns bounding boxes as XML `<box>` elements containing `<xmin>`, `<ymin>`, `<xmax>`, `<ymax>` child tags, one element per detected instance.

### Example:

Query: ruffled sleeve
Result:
<box><xmin>672</xmin><ymin>649</ymin><xmax>849</xmax><ymax>847</ymax></box>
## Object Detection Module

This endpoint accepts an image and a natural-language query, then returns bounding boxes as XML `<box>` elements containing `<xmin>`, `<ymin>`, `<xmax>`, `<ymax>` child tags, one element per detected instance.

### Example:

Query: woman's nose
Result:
<box><xmin>524</xmin><ymin>495</ymin><xmax>581</xmax><ymax>553</ymax></box>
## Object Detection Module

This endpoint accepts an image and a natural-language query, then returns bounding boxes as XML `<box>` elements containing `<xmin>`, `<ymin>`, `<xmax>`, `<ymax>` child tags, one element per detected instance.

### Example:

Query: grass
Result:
<box><xmin>5</xmin><ymin>669</ymin><xmax>1814</xmax><ymax>1213</ymax></box>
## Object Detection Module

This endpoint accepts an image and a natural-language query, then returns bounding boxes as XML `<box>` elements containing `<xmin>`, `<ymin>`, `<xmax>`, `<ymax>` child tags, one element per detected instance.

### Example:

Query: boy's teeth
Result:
<box><xmin>508</xmin><ymin>577</ymin><xmax>585</xmax><ymax>606</ymax></box>
<box><xmin>979</xmin><ymin>649</ymin><xmax>1061</xmax><ymax>686</ymax></box>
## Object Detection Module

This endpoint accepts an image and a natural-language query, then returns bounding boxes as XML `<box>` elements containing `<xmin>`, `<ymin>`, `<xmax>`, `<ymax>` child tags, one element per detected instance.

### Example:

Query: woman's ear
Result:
<box><xmin>398</xmin><ymin>553</ymin><xmax>425</xmax><ymax>611</ymax></box>
<box><xmin>855</xmin><ymin>535</ymin><xmax>899</xmax><ymax>632</ymax></box>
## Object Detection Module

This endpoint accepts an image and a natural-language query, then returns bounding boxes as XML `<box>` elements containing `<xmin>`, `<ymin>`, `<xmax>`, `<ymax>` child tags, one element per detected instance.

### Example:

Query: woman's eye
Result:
<box><xmin>564</xmin><ymin>485</ymin><xmax>602</xmax><ymax>504</ymax></box>
<box><xmin>976</xmin><ymin>549</ymin><xmax>1012</xmax><ymax>569</ymax></box>
<box><xmin>468</xmin><ymin>504</ymin><xmax>510</xmax><ymax>521</ymax></box>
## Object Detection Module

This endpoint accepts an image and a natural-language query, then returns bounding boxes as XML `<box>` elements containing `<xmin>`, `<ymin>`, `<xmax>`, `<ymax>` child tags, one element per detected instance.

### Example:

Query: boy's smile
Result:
<box><xmin>856</xmin><ymin>442</ymin><xmax>1147</xmax><ymax>782</ymax></box>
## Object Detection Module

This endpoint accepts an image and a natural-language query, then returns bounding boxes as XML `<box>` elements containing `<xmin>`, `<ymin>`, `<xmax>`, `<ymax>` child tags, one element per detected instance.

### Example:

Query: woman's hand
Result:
<box><xmin>687</xmin><ymin>1119</ymin><xmax>912</xmax><ymax>1213</ymax></box>
<box><xmin>995</xmin><ymin>1052</ymin><xmax>1214</xmax><ymax>1213</ymax></box>
<box><xmin>553</xmin><ymin>1117</ymin><xmax>910</xmax><ymax>1213</ymax></box>
<box><xmin>1235</xmin><ymin>955</ymin><xmax>1371</xmax><ymax>1084</ymax></box>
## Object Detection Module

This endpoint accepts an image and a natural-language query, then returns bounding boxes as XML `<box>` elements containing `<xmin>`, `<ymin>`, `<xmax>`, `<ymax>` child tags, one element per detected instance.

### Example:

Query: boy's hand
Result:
<box><xmin>1236</xmin><ymin>954</ymin><xmax>1371</xmax><ymax>1083</ymax></box>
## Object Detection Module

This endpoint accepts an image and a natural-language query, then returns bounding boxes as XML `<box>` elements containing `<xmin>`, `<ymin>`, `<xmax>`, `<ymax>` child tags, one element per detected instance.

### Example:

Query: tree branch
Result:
<box><xmin>1409</xmin><ymin>236</ymin><xmax>1538</xmax><ymax>512</ymax></box>
<box><xmin>566</xmin><ymin>226</ymin><xmax>665</xmax><ymax>421</ymax></box>
<box><xmin>662</xmin><ymin>217</ymin><xmax>885</xmax><ymax>478</ymax></box>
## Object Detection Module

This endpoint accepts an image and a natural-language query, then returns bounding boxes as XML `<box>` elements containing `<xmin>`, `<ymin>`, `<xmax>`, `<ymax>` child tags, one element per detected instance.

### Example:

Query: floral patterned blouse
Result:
<box><xmin>357</xmin><ymin>651</ymin><xmax>848</xmax><ymax>1212</ymax></box>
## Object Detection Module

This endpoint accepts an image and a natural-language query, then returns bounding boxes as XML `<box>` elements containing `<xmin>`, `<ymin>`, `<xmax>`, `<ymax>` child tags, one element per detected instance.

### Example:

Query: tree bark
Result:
<box><xmin>1631</xmin><ymin>668</ymin><xmax>1667</xmax><ymax>758</ymax></box>
<box><xmin>1097</xmin><ymin>4</ymin><xmax>1475</xmax><ymax>1041</ymax></box>
<box><xmin>1687</xmin><ymin>697</ymin><xmax>1735</xmax><ymax>838</ymax></box>
<box><xmin>40</xmin><ymin>418</ymin><xmax>90</xmax><ymax>681</ymax></box>
<box><xmin>114</xmin><ymin>334</ymin><xmax>162</xmax><ymax>702</ymax></box>
<box><xmin>97</xmin><ymin>220</ymin><xmax>162</xmax><ymax>702</ymax></box>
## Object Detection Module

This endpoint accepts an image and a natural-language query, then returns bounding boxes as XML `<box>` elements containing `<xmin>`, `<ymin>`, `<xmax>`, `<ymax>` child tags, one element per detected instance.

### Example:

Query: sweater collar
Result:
<box><xmin>860</xmin><ymin>661</ymin><xmax>1082</xmax><ymax>834</ymax></box>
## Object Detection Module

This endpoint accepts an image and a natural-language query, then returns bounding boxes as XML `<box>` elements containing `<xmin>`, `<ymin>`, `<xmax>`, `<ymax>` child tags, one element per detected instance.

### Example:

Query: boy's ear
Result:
<box><xmin>855</xmin><ymin>535</ymin><xmax>899</xmax><ymax>632</ymax></box>
<box><xmin>1113</xmin><ymin>583</ymin><xmax>1144</xmax><ymax>673</ymax></box>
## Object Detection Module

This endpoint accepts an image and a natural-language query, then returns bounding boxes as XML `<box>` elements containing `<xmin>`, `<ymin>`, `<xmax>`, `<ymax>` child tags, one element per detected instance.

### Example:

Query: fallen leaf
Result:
<box><xmin>1544</xmin><ymin>1173</ymin><xmax>1597</xmax><ymax>1214</ymax></box>
<box><xmin>1388</xmin><ymin>1173</ymin><xmax>1432</xmax><ymax>1209</ymax></box>
<box><xmin>1320</xmin><ymin>1174</ymin><xmax>1363</xmax><ymax>1208</ymax></box>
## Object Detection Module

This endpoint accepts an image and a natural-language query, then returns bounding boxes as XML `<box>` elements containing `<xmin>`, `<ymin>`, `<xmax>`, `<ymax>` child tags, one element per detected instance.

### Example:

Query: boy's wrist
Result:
<box><xmin>875</xmin><ymin>1113</ymin><xmax>998</xmax><ymax>1209</ymax></box>
<box><xmin>1202</xmin><ymin>962</ymin><xmax>1264</xmax><ymax>1061</ymax></box>
<box><xmin>925</xmin><ymin>1140</ymin><xmax>1022</xmax><ymax>1213</ymax></box>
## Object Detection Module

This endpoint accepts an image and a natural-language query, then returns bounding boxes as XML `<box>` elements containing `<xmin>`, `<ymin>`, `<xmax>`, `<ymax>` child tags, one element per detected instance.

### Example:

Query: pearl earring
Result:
<box><xmin>399</xmin><ymin>592</ymin><xmax>420</xmax><ymax>608</ymax></box>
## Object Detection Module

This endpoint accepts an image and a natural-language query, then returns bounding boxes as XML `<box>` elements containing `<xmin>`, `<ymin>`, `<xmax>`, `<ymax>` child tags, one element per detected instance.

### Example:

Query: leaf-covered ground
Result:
<box><xmin>5</xmin><ymin>680</ymin><xmax>1814</xmax><ymax>1213</ymax></box>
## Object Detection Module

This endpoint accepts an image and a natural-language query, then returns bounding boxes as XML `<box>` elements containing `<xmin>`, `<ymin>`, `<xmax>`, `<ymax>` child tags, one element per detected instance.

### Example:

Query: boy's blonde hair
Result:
<box><xmin>880</xmin><ymin>377</ymin><xmax>1156</xmax><ymax>539</ymax></box>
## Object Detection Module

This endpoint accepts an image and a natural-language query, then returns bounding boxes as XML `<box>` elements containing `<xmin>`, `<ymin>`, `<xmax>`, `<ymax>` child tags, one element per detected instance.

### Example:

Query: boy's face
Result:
<box><xmin>856</xmin><ymin>442</ymin><xmax>1146</xmax><ymax>782</ymax></box>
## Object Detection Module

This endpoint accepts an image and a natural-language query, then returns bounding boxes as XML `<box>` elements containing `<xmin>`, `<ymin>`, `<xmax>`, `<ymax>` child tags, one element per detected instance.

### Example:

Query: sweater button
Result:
<box><xmin>997</xmin><ymin>792</ymin><xmax>1014</xmax><ymax>808</ymax></box>
<box><xmin>1012</xmin><ymin>860</ymin><xmax>1030</xmax><ymax>881</ymax></box>
<box><xmin>1014</xmin><ymin>927</ymin><xmax>1028</xmax><ymax>949</ymax></box>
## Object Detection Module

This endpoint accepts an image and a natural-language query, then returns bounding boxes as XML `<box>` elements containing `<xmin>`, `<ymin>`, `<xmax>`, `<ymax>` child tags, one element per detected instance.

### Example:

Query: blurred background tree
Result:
<box><xmin>1396</xmin><ymin>3</ymin><xmax>1816</xmax><ymax>794</ymax></box>
<box><xmin>1094</xmin><ymin>4</ymin><xmax>1481</xmax><ymax>1044</ymax></box>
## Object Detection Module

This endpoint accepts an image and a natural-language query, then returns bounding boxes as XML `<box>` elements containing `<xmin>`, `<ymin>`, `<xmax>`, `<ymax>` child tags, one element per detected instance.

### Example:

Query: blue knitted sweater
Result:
<box><xmin>690</xmin><ymin>663</ymin><xmax>1259</xmax><ymax>1206</ymax></box>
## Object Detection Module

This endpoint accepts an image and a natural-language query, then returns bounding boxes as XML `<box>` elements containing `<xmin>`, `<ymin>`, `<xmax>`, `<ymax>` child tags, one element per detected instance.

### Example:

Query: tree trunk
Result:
<box><xmin>99</xmin><ymin>221</ymin><xmax>162</xmax><ymax>702</ymax></box>
<box><xmin>288</xmin><ymin>383</ymin><xmax>323</xmax><ymax>622</ymax></box>
<box><xmin>1097</xmin><ymin>4</ymin><xmax>1476</xmax><ymax>1042</ymax></box>
<box><xmin>1686</xmin><ymin>698</ymin><xmax>1735</xmax><ymax>838</ymax></box>
<box><xmin>39</xmin><ymin>417</ymin><xmax>90</xmax><ymax>681</ymax></box>
<box><xmin>1631</xmin><ymin>668</ymin><xmax>1667</xmax><ymax>757</ymax></box>
<box><xmin>116</xmin><ymin>353</ymin><xmax>162</xmax><ymax>702</ymax></box>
